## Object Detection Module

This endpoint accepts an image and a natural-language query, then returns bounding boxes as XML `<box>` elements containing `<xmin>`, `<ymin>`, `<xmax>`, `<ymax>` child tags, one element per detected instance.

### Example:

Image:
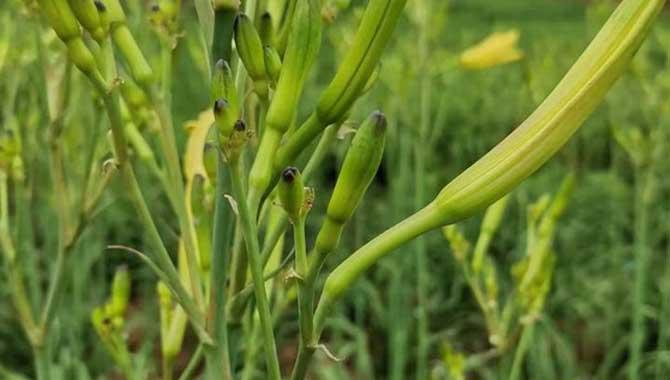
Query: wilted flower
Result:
<box><xmin>459</xmin><ymin>30</ymin><xmax>524</xmax><ymax>70</ymax></box>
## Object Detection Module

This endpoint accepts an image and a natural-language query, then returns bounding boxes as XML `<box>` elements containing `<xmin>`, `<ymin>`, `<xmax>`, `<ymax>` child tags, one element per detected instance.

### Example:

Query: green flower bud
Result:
<box><xmin>38</xmin><ymin>0</ymin><xmax>81</xmax><ymax>41</ymax></box>
<box><xmin>265</xmin><ymin>0</ymin><xmax>321</xmax><ymax>134</ymax></box>
<box><xmin>327</xmin><ymin>112</ymin><xmax>386</xmax><ymax>224</ymax></box>
<box><xmin>213</xmin><ymin>98</ymin><xmax>238</xmax><ymax>143</ymax></box>
<box><xmin>234</xmin><ymin>13</ymin><xmax>267</xmax><ymax>84</ymax></box>
<box><xmin>313</xmin><ymin>111</ymin><xmax>386</xmax><ymax>255</ymax></box>
<box><xmin>259</xmin><ymin>11</ymin><xmax>275</xmax><ymax>47</ymax></box>
<box><xmin>278</xmin><ymin>167</ymin><xmax>305</xmax><ymax>222</ymax></box>
<box><xmin>432</xmin><ymin>0</ymin><xmax>662</xmax><ymax>224</ymax></box>
<box><xmin>107</xmin><ymin>266</ymin><xmax>130</xmax><ymax>317</ymax></box>
<box><xmin>211</xmin><ymin>60</ymin><xmax>239</xmax><ymax>141</ymax></box>
<box><xmin>274</xmin><ymin>0</ymin><xmax>406</xmax><ymax>176</ymax></box>
<box><xmin>222</xmin><ymin>119</ymin><xmax>249</xmax><ymax>161</ymax></box>
<box><xmin>94</xmin><ymin>0</ymin><xmax>111</xmax><ymax>35</ymax></box>
<box><xmin>264</xmin><ymin>45</ymin><xmax>282</xmax><ymax>83</ymax></box>
<box><xmin>211</xmin><ymin>59</ymin><xmax>238</xmax><ymax>109</ymax></box>
<box><xmin>316</xmin><ymin>0</ymin><xmax>406</xmax><ymax>123</ymax></box>
<box><xmin>91</xmin><ymin>306</ymin><xmax>109</xmax><ymax>335</ymax></box>
<box><xmin>67</xmin><ymin>0</ymin><xmax>105</xmax><ymax>41</ymax></box>
<box><xmin>101</xmin><ymin>0</ymin><xmax>126</xmax><ymax>24</ymax></box>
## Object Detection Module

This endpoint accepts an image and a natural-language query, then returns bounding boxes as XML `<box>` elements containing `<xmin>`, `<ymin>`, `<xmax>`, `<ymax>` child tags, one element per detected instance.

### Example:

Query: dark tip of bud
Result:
<box><xmin>282</xmin><ymin>167</ymin><xmax>299</xmax><ymax>183</ymax></box>
<box><xmin>234</xmin><ymin>119</ymin><xmax>246</xmax><ymax>132</ymax></box>
<box><xmin>151</xmin><ymin>4</ymin><xmax>160</xmax><ymax>12</ymax></box>
<box><xmin>371</xmin><ymin>111</ymin><xmax>387</xmax><ymax>133</ymax></box>
<box><xmin>233</xmin><ymin>13</ymin><xmax>245</xmax><ymax>31</ymax></box>
<box><xmin>94</xmin><ymin>0</ymin><xmax>106</xmax><ymax>12</ymax></box>
<box><xmin>213</xmin><ymin>98</ymin><xmax>228</xmax><ymax>113</ymax></box>
<box><xmin>261</xmin><ymin>12</ymin><xmax>272</xmax><ymax>21</ymax></box>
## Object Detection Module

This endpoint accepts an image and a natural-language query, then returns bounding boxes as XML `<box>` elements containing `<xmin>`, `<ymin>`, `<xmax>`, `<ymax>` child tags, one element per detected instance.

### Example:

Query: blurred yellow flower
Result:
<box><xmin>183</xmin><ymin>109</ymin><xmax>214</xmax><ymax>184</ymax></box>
<box><xmin>459</xmin><ymin>30</ymin><xmax>524</xmax><ymax>70</ymax></box>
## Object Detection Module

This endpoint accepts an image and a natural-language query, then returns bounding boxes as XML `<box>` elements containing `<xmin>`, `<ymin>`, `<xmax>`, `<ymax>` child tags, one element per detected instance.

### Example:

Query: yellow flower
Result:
<box><xmin>183</xmin><ymin>110</ymin><xmax>214</xmax><ymax>184</ymax></box>
<box><xmin>459</xmin><ymin>30</ymin><xmax>524</xmax><ymax>70</ymax></box>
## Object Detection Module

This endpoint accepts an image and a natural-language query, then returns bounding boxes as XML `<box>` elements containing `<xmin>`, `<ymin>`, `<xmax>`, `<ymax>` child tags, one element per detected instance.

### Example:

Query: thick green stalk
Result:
<box><xmin>204</xmin><ymin>5</ymin><xmax>237</xmax><ymax>378</ymax></box>
<box><xmin>314</xmin><ymin>205</ymin><xmax>444</xmax><ymax>340</ymax></box>
<box><xmin>204</xmin><ymin>154</ymin><xmax>235</xmax><ymax>380</ymax></box>
<box><xmin>228</xmin><ymin>158</ymin><xmax>282</xmax><ymax>380</ymax></box>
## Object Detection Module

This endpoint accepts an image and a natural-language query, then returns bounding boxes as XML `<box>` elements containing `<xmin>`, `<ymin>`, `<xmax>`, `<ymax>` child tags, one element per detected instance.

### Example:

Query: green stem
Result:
<box><xmin>414</xmin><ymin>1</ymin><xmax>432</xmax><ymax>377</ymax></box>
<box><xmin>290</xmin><ymin>217</ymin><xmax>315</xmax><ymax>380</ymax></box>
<box><xmin>1</xmin><ymin>173</ymin><xmax>41</xmax><ymax>347</ymax></box>
<box><xmin>630</xmin><ymin>167</ymin><xmax>651</xmax><ymax>380</ymax></box>
<box><xmin>228</xmin><ymin>158</ymin><xmax>282</xmax><ymax>380</ymax></box>
<box><xmin>147</xmin><ymin>86</ymin><xmax>206</xmax><ymax>310</ymax></box>
<box><xmin>509</xmin><ymin>323</ymin><xmax>534</xmax><ymax>380</ymax></box>
<box><xmin>85</xmin><ymin>69</ymin><xmax>211</xmax><ymax>344</ymax></box>
<box><xmin>260</xmin><ymin>124</ymin><xmax>339</xmax><ymax>268</ymax></box>
<box><xmin>178</xmin><ymin>344</ymin><xmax>204</xmax><ymax>380</ymax></box>
<box><xmin>205</xmin><ymin>154</ymin><xmax>235</xmax><ymax>380</ymax></box>
<box><xmin>33</xmin><ymin>346</ymin><xmax>49</xmax><ymax>380</ymax></box>
<box><xmin>313</xmin><ymin>204</ymin><xmax>444</xmax><ymax>342</ymax></box>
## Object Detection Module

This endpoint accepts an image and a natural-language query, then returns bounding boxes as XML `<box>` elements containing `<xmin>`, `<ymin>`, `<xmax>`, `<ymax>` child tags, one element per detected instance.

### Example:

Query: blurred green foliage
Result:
<box><xmin>1</xmin><ymin>0</ymin><xmax>670</xmax><ymax>379</ymax></box>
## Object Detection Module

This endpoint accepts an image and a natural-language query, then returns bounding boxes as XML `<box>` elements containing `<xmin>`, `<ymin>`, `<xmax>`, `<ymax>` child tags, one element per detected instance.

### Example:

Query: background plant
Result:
<box><xmin>0</xmin><ymin>0</ymin><xmax>669</xmax><ymax>380</ymax></box>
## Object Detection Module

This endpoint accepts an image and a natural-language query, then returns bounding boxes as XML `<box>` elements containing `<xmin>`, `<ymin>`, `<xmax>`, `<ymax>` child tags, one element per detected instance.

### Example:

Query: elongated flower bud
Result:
<box><xmin>38</xmin><ymin>0</ymin><xmax>99</xmax><ymax>75</ymax></box>
<box><xmin>234</xmin><ymin>14</ymin><xmax>267</xmax><ymax>90</ymax></box>
<box><xmin>314</xmin><ymin>111</ymin><xmax>386</xmax><ymax>255</ymax></box>
<box><xmin>259</xmin><ymin>11</ymin><xmax>275</xmax><ymax>47</ymax></box>
<box><xmin>316</xmin><ymin>0</ymin><xmax>406</xmax><ymax>123</ymax></box>
<box><xmin>247</xmin><ymin>0</ymin><xmax>321</xmax><ymax>211</ymax></box>
<box><xmin>278</xmin><ymin>167</ymin><xmax>305</xmax><ymax>222</ymax></box>
<box><xmin>274</xmin><ymin>0</ymin><xmax>406</xmax><ymax>175</ymax></box>
<box><xmin>433</xmin><ymin>0</ymin><xmax>662</xmax><ymax>222</ymax></box>
<box><xmin>108</xmin><ymin>266</ymin><xmax>131</xmax><ymax>317</ymax></box>
<box><xmin>314</xmin><ymin>0</ymin><xmax>664</xmax><ymax>334</ymax></box>
<box><xmin>67</xmin><ymin>0</ymin><xmax>105</xmax><ymax>41</ymax></box>
<box><xmin>39</xmin><ymin>0</ymin><xmax>81</xmax><ymax>41</ymax></box>
<box><xmin>326</xmin><ymin>112</ymin><xmax>386</xmax><ymax>224</ymax></box>
<box><xmin>264</xmin><ymin>46</ymin><xmax>282</xmax><ymax>83</ymax></box>
<box><xmin>265</xmin><ymin>0</ymin><xmax>320</xmax><ymax>135</ymax></box>
<box><xmin>212</xmin><ymin>59</ymin><xmax>239</xmax><ymax>141</ymax></box>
